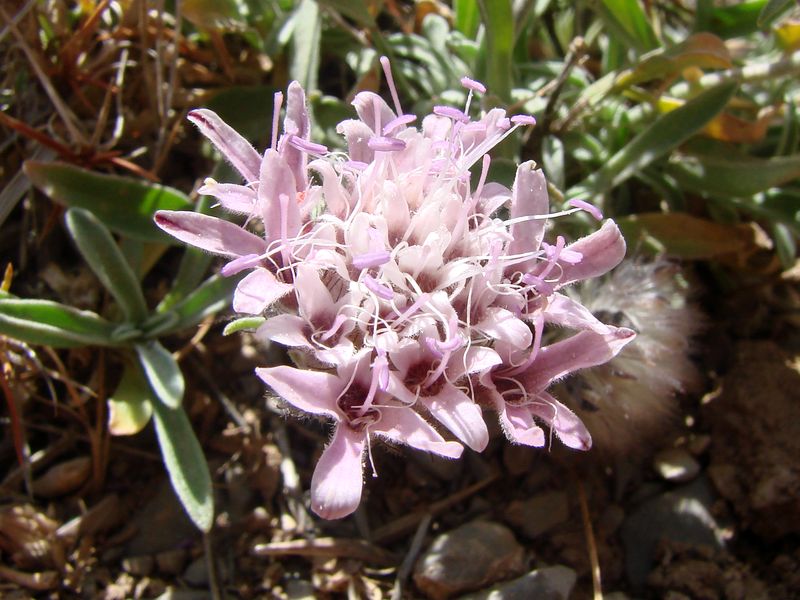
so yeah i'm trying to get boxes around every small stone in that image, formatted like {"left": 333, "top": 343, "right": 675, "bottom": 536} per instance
{"left": 621, "top": 477, "right": 725, "bottom": 588}
{"left": 505, "top": 491, "right": 569, "bottom": 538}
{"left": 413, "top": 520, "right": 525, "bottom": 599}
{"left": 459, "top": 565, "right": 577, "bottom": 600}
{"left": 285, "top": 578, "right": 315, "bottom": 599}
{"left": 155, "top": 548, "right": 188, "bottom": 575}
{"left": 32, "top": 456, "right": 91, "bottom": 498}
{"left": 653, "top": 448, "right": 700, "bottom": 483}
{"left": 122, "top": 555, "right": 154, "bottom": 577}
{"left": 183, "top": 556, "right": 208, "bottom": 587}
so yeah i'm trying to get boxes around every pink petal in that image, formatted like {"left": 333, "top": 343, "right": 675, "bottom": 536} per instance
{"left": 352, "top": 91, "right": 396, "bottom": 134}
{"left": 255, "top": 365, "right": 342, "bottom": 419}
{"left": 309, "top": 160, "right": 350, "bottom": 219}
{"left": 421, "top": 384, "right": 489, "bottom": 452}
{"left": 232, "top": 268, "right": 293, "bottom": 314}
{"left": 507, "top": 162, "right": 549, "bottom": 273}
{"left": 557, "top": 220, "right": 626, "bottom": 286}
{"left": 477, "top": 307, "right": 532, "bottom": 349}
{"left": 154, "top": 210, "right": 266, "bottom": 258}
{"left": 198, "top": 181, "right": 256, "bottom": 214}
{"left": 543, "top": 293, "right": 611, "bottom": 333}
{"left": 310, "top": 425, "right": 366, "bottom": 519}
{"left": 188, "top": 109, "right": 261, "bottom": 183}
{"left": 521, "top": 328, "right": 636, "bottom": 393}
{"left": 336, "top": 119, "right": 375, "bottom": 164}
{"left": 281, "top": 81, "right": 311, "bottom": 191}
{"left": 448, "top": 346, "right": 503, "bottom": 381}
{"left": 529, "top": 392, "right": 592, "bottom": 451}
{"left": 295, "top": 263, "right": 335, "bottom": 324}
{"left": 257, "top": 314, "right": 312, "bottom": 347}
{"left": 258, "top": 149, "right": 301, "bottom": 244}
{"left": 488, "top": 385, "right": 545, "bottom": 447}
{"left": 374, "top": 406, "right": 464, "bottom": 459}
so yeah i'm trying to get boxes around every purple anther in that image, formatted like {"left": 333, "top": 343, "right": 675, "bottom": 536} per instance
{"left": 382, "top": 114, "right": 417, "bottom": 136}
{"left": 287, "top": 135, "right": 328, "bottom": 155}
{"left": 460, "top": 76, "right": 487, "bottom": 94}
{"left": 433, "top": 105, "right": 470, "bottom": 123}
{"left": 424, "top": 337, "right": 444, "bottom": 359}
{"left": 510, "top": 114, "right": 537, "bottom": 126}
{"left": 568, "top": 198, "right": 603, "bottom": 221}
{"left": 368, "top": 136, "right": 407, "bottom": 152}
{"left": 352, "top": 250, "right": 391, "bottom": 270}
{"left": 559, "top": 249, "right": 583, "bottom": 264}
{"left": 221, "top": 253, "right": 263, "bottom": 276}
{"left": 522, "top": 273, "right": 554, "bottom": 296}
{"left": 363, "top": 275, "right": 394, "bottom": 300}
{"left": 462, "top": 122, "right": 487, "bottom": 133}
{"left": 344, "top": 160, "right": 368, "bottom": 171}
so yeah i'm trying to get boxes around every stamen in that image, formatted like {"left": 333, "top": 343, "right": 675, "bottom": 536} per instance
{"left": 461, "top": 76, "right": 486, "bottom": 94}
{"left": 379, "top": 55, "right": 404, "bottom": 116}
{"left": 271, "top": 91, "right": 283, "bottom": 150}
{"left": 433, "top": 105, "right": 470, "bottom": 123}
{"left": 287, "top": 134, "right": 328, "bottom": 155}
{"left": 510, "top": 114, "right": 537, "bottom": 126}
{"left": 363, "top": 275, "right": 394, "bottom": 300}
{"left": 352, "top": 251, "right": 391, "bottom": 270}
{"left": 568, "top": 198, "right": 603, "bottom": 221}
{"left": 221, "top": 253, "right": 263, "bottom": 276}
{"left": 382, "top": 114, "right": 417, "bottom": 135}
{"left": 368, "top": 136, "right": 406, "bottom": 152}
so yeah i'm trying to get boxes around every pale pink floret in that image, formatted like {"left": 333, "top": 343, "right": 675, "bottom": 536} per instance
{"left": 154, "top": 59, "right": 636, "bottom": 520}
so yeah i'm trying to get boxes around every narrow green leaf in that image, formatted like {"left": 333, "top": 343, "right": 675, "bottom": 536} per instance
{"left": 151, "top": 400, "right": 214, "bottom": 532}
{"left": 0, "top": 299, "right": 117, "bottom": 348}
{"left": 24, "top": 161, "right": 191, "bottom": 243}
{"left": 757, "top": 0, "right": 796, "bottom": 27}
{"left": 289, "top": 0, "right": 321, "bottom": 91}
{"left": 316, "top": 0, "right": 375, "bottom": 27}
{"left": 223, "top": 316, "right": 266, "bottom": 336}
{"left": 666, "top": 153, "right": 800, "bottom": 198}
{"left": 135, "top": 341, "right": 185, "bottom": 409}
{"left": 108, "top": 361, "right": 154, "bottom": 436}
{"left": 598, "top": 0, "right": 659, "bottom": 54}
{"left": 65, "top": 208, "right": 149, "bottom": 323}
{"left": 148, "top": 274, "right": 238, "bottom": 337}
{"left": 477, "top": 0, "right": 513, "bottom": 102}
{"left": 573, "top": 81, "right": 737, "bottom": 198}
{"left": 702, "top": 1, "right": 767, "bottom": 38}
{"left": 772, "top": 222, "right": 797, "bottom": 269}
{"left": 454, "top": 0, "right": 480, "bottom": 38}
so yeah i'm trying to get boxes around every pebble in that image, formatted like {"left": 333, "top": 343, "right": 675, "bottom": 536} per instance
{"left": 653, "top": 448, "right": 701, "bottom": 483}
{"left": 413, "top": 520, "right": 525, "bottom": 599}
{"left": 32, "top": 456, "right": 91, "bottom": 498}
{"left": 459, "top": 565, "right": 577, "bottom": 600}
{"left": 505, "top": 491, "right": 569, "bottom": 539}
{"left": 620, "top": 476, "right": 726, "bottom": 588}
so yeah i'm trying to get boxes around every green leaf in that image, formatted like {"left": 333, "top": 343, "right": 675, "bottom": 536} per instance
{"left": 108, "top": 360, "right": 154, "bottom": 436}
{"left": 701, "top": 1, "right": 767, "bottom": 38}
{"left": 573, "top": 81, "right": 737, "bottom": 198}
{"left": 0, "top": 299, "right": 117, "bottom": 348}
{"left": 477, "top": 0, "right": 513, "bottom": 102}
{"left": 147, "top": 274, "right": 238, "bottom": 337}
{"left": 598, "top": 0, "right": 659, "bottom": 54}
{"left": 289, "top": 0, "right": 321, "bottom": 91}
{"left": 151, "top": 400, "right": 214, "bottom": 532}
{"left": 617, "top": 213, "right": 757, "bottom": 259}
{"left": 135, "top": 341, "right": 185, "bottom": 409}
{"left": 65, "top": 208, "right": 149, "bottom": 324}
{"left": 454, "top": 0, "right": 480, "bottom": 38}
{"left": 24, "top": 161, "right": 191, "bottom": 243}
{"left": 316, "top": 0, "right": 375, "bottom": 28}
{"left": 772, "top": 222, "right": 797, "bottom": 269}
{"left": 666, "top": 153, "right": 800, "bottom": 198}
{"left": 222, "top": 316, "right": 266, "bottom": 335}
{"left": 758, "top": 0, "right": 796, "bottom": 27}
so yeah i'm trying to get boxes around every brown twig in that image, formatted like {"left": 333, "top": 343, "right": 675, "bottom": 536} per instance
{"left": 573, "top": 470, "right": 603, "bottom": 600}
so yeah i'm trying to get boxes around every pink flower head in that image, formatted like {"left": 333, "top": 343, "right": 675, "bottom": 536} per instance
{"left": 155, "top": 58, "right": 635, "bottom": 519}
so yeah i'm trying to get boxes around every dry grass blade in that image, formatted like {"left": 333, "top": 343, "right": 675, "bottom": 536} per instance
{"left": 252, "top": 537, "right": 399, "bottom": 565}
